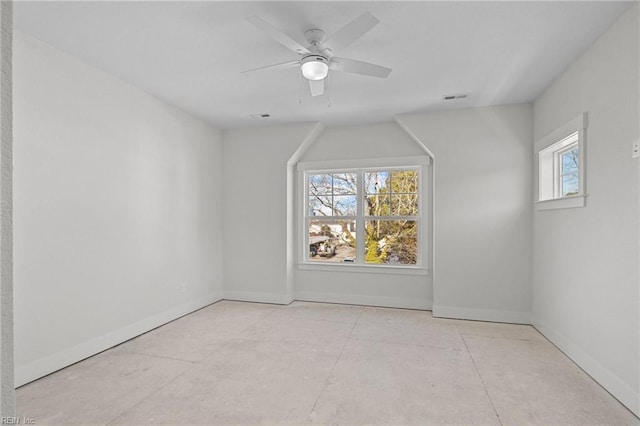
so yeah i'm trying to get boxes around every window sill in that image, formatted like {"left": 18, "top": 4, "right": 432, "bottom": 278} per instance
{"left": 298, "top": 263, "right": 430, "bottom": 275}
{"left": 536, "top": 194, "right": 587, "bottom": 211}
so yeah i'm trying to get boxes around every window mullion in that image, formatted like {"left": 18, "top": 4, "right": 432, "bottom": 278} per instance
{"left": 368, "top": 216, "right": 417, "bottom": 221}
{"left": 356, "top": 170, "right": 365, "bottom": 265}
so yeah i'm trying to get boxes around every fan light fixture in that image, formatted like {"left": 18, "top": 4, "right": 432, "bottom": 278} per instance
{"left": 301, "top": 55, "right": 329, "bottom": 81}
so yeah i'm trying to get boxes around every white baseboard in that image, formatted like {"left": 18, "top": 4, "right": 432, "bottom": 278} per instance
{"left": 222, "top": 291, "right": 293, "bottom": 305}
{"left": 15, "top": 292, "right": 223, "bottom": 387}
{"left": 295, "top": 291, "right": 431, "bottom": 310}
{"left": 433, "top": 305, "right": 531, "bottom": 324}
{"left": 533, "top": 318, "right": 640, "bottom": 418}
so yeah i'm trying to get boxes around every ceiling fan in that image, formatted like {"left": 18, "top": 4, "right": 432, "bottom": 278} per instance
{"left": 242, "top": 12, "right": 392, "bottom": 97}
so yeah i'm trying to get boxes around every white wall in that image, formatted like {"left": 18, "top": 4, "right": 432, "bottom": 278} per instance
{"left": 532, "top": 4, "right": 639, "bottom": 416}
{"left": 13, "top": 32, "right": 223, "bottom": 386}
{"left": 396, "top": 104, "right": 533, "bottom": 323}
{"left": 221, "top": 123, "right": 319, "bottom": 304}
{"left": 0, "top": 0, "right": 14, "bottom": 417}
{"left": 296, "top": 122, "right": 433, "bottom": 310}
{"left": 223, "top": 111, "right": 532, "bottom": 315}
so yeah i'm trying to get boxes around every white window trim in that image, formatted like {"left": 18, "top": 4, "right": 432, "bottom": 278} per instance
{"left": 297, "top": 263, "right": 429, "bottom": 275}
{"left": 536, "top": 194, "right": 585, "bottom": 210}
{"left": 535, "top": 113, "right": 588, "bottom": 211}
{"left": 297, "top": 156, "right": 430, "bottom": 274}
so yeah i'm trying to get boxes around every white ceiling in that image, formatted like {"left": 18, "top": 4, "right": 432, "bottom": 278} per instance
{"left": 15, "top": 1, "right": 632, "bottom": 129}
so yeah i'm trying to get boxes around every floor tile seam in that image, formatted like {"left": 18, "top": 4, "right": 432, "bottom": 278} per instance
{"left": 190, "top": 337, "right": 349, "bottom": 363}
{"left": 458, "top": 333, "right": 549, "bottom": 343}
{"left": 259, "top": 314, "right": 359, "bottom": 325}
{"left": 231, "top": 312, "right": 287, "bottom": 340}
{"left": 348, "top": 335, "right": 468, "bottom": 352}
{"left": 306, "top": 308, "right": 364, "bottom": 421}
{"left": 186, "top": 332, "right": 261, "bottom": 367}
{"left": 105, "top": 335, "right": 246, "bottom": 426}
{"left": 267, "top": 315, "right": 361, "bottom": 325}
{"left": 115, "top": 348, "right": 201, "bottom": 365}
{"left": 196, "top": 335, "right": 341, "bottom": 346}
{"left": 460, "top": 332, "right": 504, "bottom": 426}
{"left": 198, "top": 337, "right": 352, "bottom": 354}
{"left": 103, "top": 357, "right": 204, "bottom": 426}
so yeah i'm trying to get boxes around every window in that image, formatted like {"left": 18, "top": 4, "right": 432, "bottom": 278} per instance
{"left": 300, "top": 157, "right": 428, "bottom": 269}
{"left": 556, "top": 138, "right": 579, "bottom": 197}
{"left": 308, "top": 173, "right": 358, "bottom": 263}
{"left": 364, "top": 170, "right": 418, "bottom": 265}
{"left": 539, "top": 131, "right": 580, "bottom": 200}
{"left": 536, "top": 113, "right": 587, "bottom": 210}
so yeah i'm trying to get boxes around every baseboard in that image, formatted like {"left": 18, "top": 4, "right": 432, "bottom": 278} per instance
{"left": 533, "top": 318, "right": 640, "bottom": 418}
{"left": 222, "top": 290, "right": 293, "bottom": 305}
{"left": 15, "top": 292, "right": 223, "bottom": 387}
{"left": 295, "top": 291, "right": 431, "bottom": 310}
{"left": 432, "top": 305, "right": 531, "bottom": 324}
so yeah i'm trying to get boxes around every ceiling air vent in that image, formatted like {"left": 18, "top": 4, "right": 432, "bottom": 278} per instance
{"left": 443, "top": 93, "right": 469, "bottom": 101}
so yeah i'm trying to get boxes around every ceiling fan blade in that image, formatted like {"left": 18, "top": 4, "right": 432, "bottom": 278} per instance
{"left": 330, "top": 57, "right": 391, "bottom": 78}
{"left": 247, "top": 16, "right": 310, "bottom": 54}
{"left": 325, "top": 12, "right": 379, "bottom": 53}
{"left": 241, "top": 60, "right": 300, "bottom": 74}
{"left": 309, "top": 79, "right": 325, "bottom": 97}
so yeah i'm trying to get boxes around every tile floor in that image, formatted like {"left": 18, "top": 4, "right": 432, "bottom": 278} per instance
{"left": 17, "top": 301, "right": 640, "bottom": 425}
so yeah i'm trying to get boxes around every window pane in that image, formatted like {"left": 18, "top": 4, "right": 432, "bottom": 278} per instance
{"left": 333, "top": 195, "right": 357, "bottom": 216}
{"left": 309, "top": 196, "right": 333, "bottom": 216}
{"left": 365, "top": 220, "right": 417, "bottom": 265}
{"left": 365, "top": 171, "right": 389, "bottom": 194}
{"left": 308, "top": 220, "right": 357, "bottom": 263}
{"left": 561, "top": 148, "right": 579, "bottom": 174}
{"left": 332, "top": 173, "right": 357, "bottom": 195}
{"left": 390, "top": 170, "right": 418, "bottom": 193}
{"left": 365, "top": 169, "right": 419, "bottom": 216}
{"left": 365, "top": 194, "right": 390, "bottom": 216}
{"left": 309, "top": 174, "right": 332, "bottom": 196}
{"left": 391, "top": 194, "right": 418, "bottom": 216}
{"left": 308, "top": 173, "right": 358, "bottom": 217}
{"left": 561, "top": 172, "right": 579, "bottom": 197}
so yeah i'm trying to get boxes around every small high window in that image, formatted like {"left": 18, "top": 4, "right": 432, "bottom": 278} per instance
{"left": 536, "top": 113, "right": 587, "bottom": 210}
{"left": 539, "top": 132, "right": 580, "bottom": 200}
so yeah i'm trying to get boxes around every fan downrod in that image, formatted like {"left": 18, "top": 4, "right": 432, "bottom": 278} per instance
{"left": 304, "top": 29, "right": 325, "bottom": 46}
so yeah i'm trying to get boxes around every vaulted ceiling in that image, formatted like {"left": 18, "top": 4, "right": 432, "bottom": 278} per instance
{"left": 15, "top": 1, "right": 632, "bottom": 129}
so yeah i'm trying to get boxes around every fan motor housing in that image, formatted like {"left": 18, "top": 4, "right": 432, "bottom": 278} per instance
{"left": 301, "top": 55, "right": 328, "bottom": 65}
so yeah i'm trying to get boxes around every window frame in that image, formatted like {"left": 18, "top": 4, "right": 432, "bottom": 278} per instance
{"left": 297, "top": 156, "right": 430, "bottom": 274}
{"left": 535, "top": 113, "right": 587, "bottom": 211}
